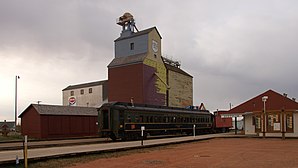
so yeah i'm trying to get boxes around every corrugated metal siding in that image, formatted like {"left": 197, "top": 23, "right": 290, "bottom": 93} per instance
{"left": 168, "top": 69, "right": 193, "bottom": 107}
{"left": 21, "top": 107, "right": 42, "bottom": 138}
{"left": 42, "top": 115, "right": 97, "bottom": 138}
{"left": 21, "top": 105, "right": 98, "bottom": 139}
{"left": 108, "top": 63, "right": 144, "bottom": 103}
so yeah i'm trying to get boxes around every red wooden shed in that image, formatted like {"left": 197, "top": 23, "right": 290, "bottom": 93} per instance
{"left": 19, "top": 104, "right": 98, "bottom": 139}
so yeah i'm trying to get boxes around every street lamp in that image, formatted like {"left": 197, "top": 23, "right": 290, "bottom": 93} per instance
{"left": 262, "top": 96, "right": 268, "bottom": 138}
{"left": 15, "top": 75, "right": 20, "bottom": 130}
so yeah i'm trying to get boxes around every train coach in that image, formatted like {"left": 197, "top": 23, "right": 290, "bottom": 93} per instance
{"left": 98, "top": 102, "right": 214, "bottom": 141}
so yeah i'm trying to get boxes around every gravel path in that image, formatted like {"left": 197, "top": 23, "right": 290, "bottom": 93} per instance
{"left": 68, "top": 138, "right": 298, "bottom": 168}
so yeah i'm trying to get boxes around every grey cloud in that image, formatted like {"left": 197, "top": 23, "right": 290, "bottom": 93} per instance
{"left": 1, "top": 0, "right": 298, "bottom": 120}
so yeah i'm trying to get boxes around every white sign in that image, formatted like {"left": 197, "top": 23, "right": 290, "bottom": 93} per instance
{"left": 69, "top": 96, "right": 76, "bottom": 106}
{"left": 141, "top": 126, "right": 145, "bottom": 131}
{"left": 221, "top": 114, "right": 243, "bottom": 118}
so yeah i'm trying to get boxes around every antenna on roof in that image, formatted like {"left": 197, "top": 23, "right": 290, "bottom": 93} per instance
{"left": 162, "top": 56, "right": 181, "bottom": 68}
{"left": 37, "top": 101, "right": 42, "bottom": 105}
{"left": 117, "top": 12, "right": 139, "bottom": 33}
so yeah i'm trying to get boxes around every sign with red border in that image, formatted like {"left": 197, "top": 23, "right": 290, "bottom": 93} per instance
{"left": 69, "top": 97, "right": 76, "bottom": 105}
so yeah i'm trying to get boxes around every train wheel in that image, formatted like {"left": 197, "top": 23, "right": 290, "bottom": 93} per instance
{"left": 110, "top": 133, "right": 117, "bottom": 141}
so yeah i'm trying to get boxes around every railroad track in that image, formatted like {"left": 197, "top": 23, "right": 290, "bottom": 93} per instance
{"left": 0, "top": 137, "right": 111, "bottom": 151}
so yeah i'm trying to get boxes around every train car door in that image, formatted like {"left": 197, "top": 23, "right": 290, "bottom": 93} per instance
{"left": 102, "top": 109, "right": 110, "bottom": 130}
{"left": 98, "top": 107, "right": 110, "bottom": 138}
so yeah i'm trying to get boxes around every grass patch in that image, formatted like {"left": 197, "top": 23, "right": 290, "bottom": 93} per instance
{"left": 0, "top": 134, "right": 23, "bottom": 142}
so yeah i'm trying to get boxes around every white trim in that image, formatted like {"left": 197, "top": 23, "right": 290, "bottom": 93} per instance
{"left": 221, "top": 113, "right": 243, "bottom": 118}
{"left": 243, "top": 112, "right": 253, "bottom": 115}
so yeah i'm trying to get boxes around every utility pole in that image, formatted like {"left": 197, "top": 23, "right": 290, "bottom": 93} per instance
{"left": 15, "top": 75, "right": 20, "bottom": 130}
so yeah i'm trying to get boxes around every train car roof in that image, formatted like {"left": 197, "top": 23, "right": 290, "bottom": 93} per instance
{"left": 99, "top": 102, "right": 211, "bottom": 115}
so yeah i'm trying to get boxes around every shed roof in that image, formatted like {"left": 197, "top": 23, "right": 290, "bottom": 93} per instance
{"left": 19, "top": 104, "right": 98, "bottom": 117}
{"left": 108, "top": 53, "right": 147, "bottom": 68}
{"left": 165, "top": 64, "right": 193, "bottom": 78}
{"left": 62, "top": 80, "right": 107, "bottom": 91}
{"left": 114, "top": 27, "right": 162, "bottom": 42}
{"left": 228, "top": 89, "right": 298, "bottom": 114}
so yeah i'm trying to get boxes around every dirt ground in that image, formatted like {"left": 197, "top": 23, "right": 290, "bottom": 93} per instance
{"left": 68, "top": 138, "right": 298, "bottom": 168}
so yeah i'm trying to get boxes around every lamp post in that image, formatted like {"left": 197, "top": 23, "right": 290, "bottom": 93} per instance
{"left": 15, "top": 75, "right": 20, "bottom": 130}
{"left": 262, "top": 96, "right": 268, "bottom": 138}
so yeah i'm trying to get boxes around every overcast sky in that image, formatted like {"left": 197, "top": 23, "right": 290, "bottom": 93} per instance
{"left": 1, "top": 0, "right": 298, "bottom": 121}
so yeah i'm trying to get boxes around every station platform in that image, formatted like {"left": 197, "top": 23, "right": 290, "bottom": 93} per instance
{"left": 0, "top": 133, "right": 245, "bottom": 164}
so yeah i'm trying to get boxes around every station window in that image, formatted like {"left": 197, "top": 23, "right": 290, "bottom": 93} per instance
{"left": 70, "top": 91, "right": 74, "bottom": 96}
{"left": 267, "top": 113, "right": 280, "bottom": 132}
{"left": 89, "top": 88, "right": 92, "bottom": 93}
{"left": 252, "top": 116, "right": 256, "bottom": 125}
{"left": 80, "top": 89, "right": 84, "bottom": 95}
{"left": 286, "top": 113, "right": 293, "bottom": 133}
{"left": 254, "top": 115, "right": 261, "bottom": 132}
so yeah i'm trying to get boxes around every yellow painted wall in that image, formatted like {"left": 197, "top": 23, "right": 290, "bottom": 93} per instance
{"left": 143, "top": 29, "right": 167, "bottom": 96}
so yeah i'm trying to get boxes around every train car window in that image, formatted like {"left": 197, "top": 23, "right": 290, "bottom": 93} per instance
{"left": 127, "top": 115, "right": 131, "bottom": 122}
{"left": 140, "top": 115, "right": 143, "bottom": 123}
{"left": 158, "top": 116, "right": 162, "bottom": 123}
{"left": 150, "top": 116, "right": 153, "bottom": 123}
{"left": 173, "top": 117, "right": 176, "bottom": 123}
{"left": 135, "top": 116, "right": 139, "bottom": 123}
{"left": 155, "top": 116, "right": 158, "bottom": 123}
